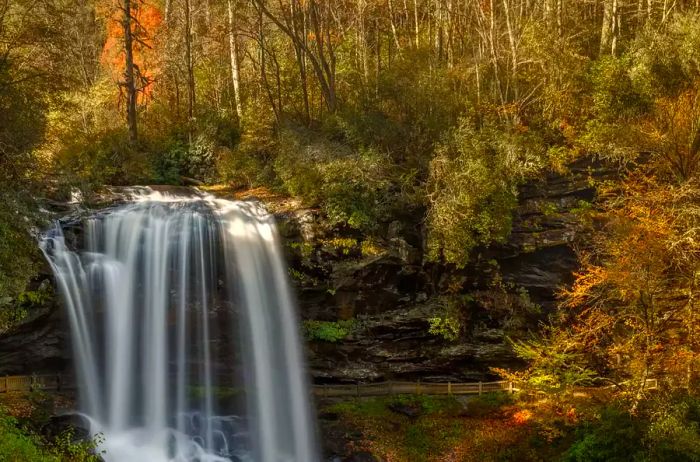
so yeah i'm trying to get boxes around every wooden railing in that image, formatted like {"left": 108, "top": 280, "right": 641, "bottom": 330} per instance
{"left": 0, "top": 374, "right": 660, "bottom": 398}
{"left": 312, "top": 380, "right": 517, "bottom": 398}
{"left": 0, "top": 374, "right": 76, "bottom": 393}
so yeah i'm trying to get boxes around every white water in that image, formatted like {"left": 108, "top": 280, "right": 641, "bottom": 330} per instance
{"left": 41, "top": 188, "right": 319, "bottom": 462}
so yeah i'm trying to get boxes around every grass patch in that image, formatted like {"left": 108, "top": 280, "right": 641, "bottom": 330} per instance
{"left": 322, "top": 395, "right": 581, "bottom": 462}
{"left": 465, "top": 392, "right": 515, "bottom": 417}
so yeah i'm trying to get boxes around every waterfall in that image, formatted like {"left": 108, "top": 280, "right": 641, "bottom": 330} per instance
{"left": 41, "top": 188, "right": 319, "bottom": 462}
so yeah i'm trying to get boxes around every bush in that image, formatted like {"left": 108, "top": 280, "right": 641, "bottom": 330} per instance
{"left": 0, "top": 193, "right": 41, "bottom": 311}
{"left": 644, "top": 396, "right": 700, "bottom": 462}
{"left": 304, "top": 319, "right": 357, "bottom": 342}
{"left": 0, "top": 411, "right": 51, "bottom": 462}
{"left": 426, "top": 119, "right": 545, "bottom": 266}
{"left": 563, "top": 407, "right": 645, "bottom": 462}
{"left": 274, "top": 127, "right": 392, "bottom": 231}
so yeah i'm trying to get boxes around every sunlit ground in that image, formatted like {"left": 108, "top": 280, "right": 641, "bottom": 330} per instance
{"left": 320, "top": 393, "right": 605, "bottom": 462}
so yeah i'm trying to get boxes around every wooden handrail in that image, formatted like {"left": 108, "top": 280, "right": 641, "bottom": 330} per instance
{"left": 0, "top": 374, "right": 660, "bottom": 398}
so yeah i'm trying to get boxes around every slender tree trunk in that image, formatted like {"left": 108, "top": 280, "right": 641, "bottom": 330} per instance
{"left": 600, "top": 0, "right": 614, "bottom": 55}
{"left": 611, "top": 0, "right": 619, "bottom": 56}
{"left": 388, "top": 0, "right": 403, "bottom": 53}
{"left": 557, "top": 0, "right": 563, "bottom": 37}
{"left": 414, "top": 0, "right": 420, "bottom": 48}
{"left": 376, "top": 18, "right": 381, "bottom": 97}
{"left": 184, "top": 0, "right": 195, "bottom": 131}
{"left": 227, "top": 0, "right": 243, "bottom": 120}
{"left": 297, "top": 3, "right": 311, "bottom": 123}
{"left": 123, "top": 0, "right": 138, "bottom": 144}
{"left": 358, "top": 0, "right": 369, "bottom": 83}
{"left": 503, "top": 0, "right": 519, "bottom": 105}
{"left": 258, "top": 7, "right": 279, "bottom": 121}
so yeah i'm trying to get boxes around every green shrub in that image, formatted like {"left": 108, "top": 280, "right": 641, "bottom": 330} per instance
{"left": 428, "top": 316, "right": 460, "bottom": 342}
{"left": 426, "top": 119, "right": 545, "bottom": 266}
{"left": 49, "top": 428, "right": 104, "bottom": 462}
{"left": 0, "top": 408, "right": 103, "bottom": 462}
{"left": 274, "top": 127, "right": 392, "bottom": 232}
{"left": 563, "top": 407, "right": 645, "bottom": 462}
{"left": 0, "top": 411, "right": 52, "bottom": 462}
{"left": 0, "top": 193, "right": 41, "bottom": 313}
{"left": 644, "top": 396, "right": 700, "bottom": 462}
{"left": 304, "top": 319, "right": 357, "bottom": 342}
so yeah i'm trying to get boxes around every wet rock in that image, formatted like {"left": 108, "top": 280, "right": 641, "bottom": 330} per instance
{"left": 319, "top": 411, "right": 341, "bottom": 421}
{"left": 0, "top": 284, "right": 70, "bottom": 375}
{"left": 42, "top": 413, "right": 92, "bottom": 442}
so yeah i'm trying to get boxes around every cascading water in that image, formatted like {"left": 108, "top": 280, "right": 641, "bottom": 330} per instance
{"left": 40, "top": 188, "right": 319, "bottom": 462}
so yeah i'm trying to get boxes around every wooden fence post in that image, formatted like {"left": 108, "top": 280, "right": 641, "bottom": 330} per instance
{"left": 448, "top": 381, "right": 452, "bottom": 396}
{"left": 509, "top": 382, "right": 514, "bottom": 394}
{"left": 478, "top": 381, "right": 482, "bottom": 395}
{"left": 416, "top": 380, "right": 421, "bottom": 395}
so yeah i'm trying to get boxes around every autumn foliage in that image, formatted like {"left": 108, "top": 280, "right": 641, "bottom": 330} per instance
{"left": 101, "top": 0, "right": 162, "bottom": 99}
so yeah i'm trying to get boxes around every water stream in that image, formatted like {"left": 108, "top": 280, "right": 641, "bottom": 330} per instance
{"left": 41, "top": 188, "right": 319, "bottom": 462}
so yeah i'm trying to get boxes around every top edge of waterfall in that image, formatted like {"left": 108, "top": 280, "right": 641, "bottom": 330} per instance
{"left": 98, "top": 186, "right": 272, "bottom": 216}
{"left": 116, "top": 185, "right": 207, "bottom": 202}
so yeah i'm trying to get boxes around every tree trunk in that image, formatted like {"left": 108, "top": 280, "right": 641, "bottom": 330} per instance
{"left": 292, "top": 0, "right": 310, "bottom": 124}
{"left": 414, "top": 0, "right": 420, "bottom": 48}
{"left": 123, "top": 0, "right": 138, "bottom": 144}
{"left": 184, "top": 0, "right": 196, "bottom": 132}
{"left": 388, "top": 0, "right": 403, "bottom": 53}
{"left": 258, "top": 7, "right": 279, "bottom": 121}
{"left": 600, "top": 0, "right": 614, "bottom": 55}
{"left": 611, "top": 0, "right": 619, "bottom": 56}
{"left": 227, "top": 0, "right": 243, "bottom": 120}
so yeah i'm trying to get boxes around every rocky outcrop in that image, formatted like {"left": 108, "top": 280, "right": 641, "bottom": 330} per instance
{"left": 0, "top": 280, "right": 70, "bottom": 375}
{"left": 282, "top": 157, "right": 616, "bottom": 383}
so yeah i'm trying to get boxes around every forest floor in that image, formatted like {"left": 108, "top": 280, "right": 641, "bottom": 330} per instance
{"left": 317, "top": 393, "right": 603, "bottom": 462}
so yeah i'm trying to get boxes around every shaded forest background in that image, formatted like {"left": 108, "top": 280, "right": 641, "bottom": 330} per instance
{"left": 2, "top": 1, "right": 700, "bottom": 457}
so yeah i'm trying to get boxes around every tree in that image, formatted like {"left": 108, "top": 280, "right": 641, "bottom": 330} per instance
{"left": 559, "top": 174, "right": 700, "bottom": 407}
{"left": 123, "top": 0, "right": 139, "bottom": 143}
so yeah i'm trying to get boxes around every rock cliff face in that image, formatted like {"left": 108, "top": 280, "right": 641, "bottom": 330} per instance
{"left": 0, "top": 278, "right": 70, "bottom": 375}
{"left": 281, "top": 157, "right": 614, "bottom": 383}
{"left": 0, "top": 160, "right": 613, "bottom": 381}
